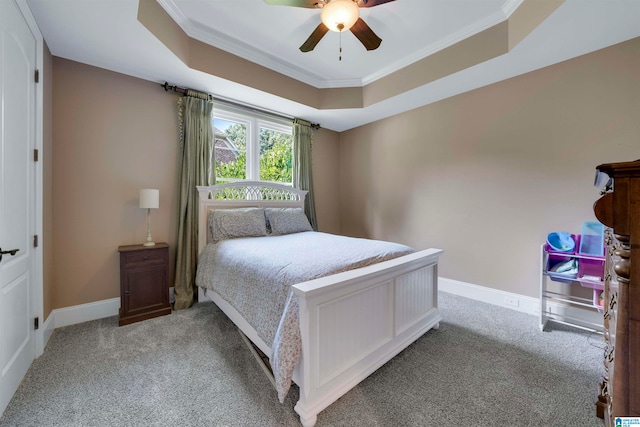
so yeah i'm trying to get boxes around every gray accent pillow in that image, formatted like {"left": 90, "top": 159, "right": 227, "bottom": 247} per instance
{"left": 209, "top": 208, "right": 267, "bottom": 242}
{"left": 266, "top": 208, "right": 313, "bottom": 235}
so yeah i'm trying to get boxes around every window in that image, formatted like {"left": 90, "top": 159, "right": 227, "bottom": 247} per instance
{"left": 213, "top": 105, "right": 293, "bottom": 185}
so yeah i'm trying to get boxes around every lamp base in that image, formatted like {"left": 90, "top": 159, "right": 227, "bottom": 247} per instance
{"left": 143, "top": 208, "right": 155, "bottom": 247}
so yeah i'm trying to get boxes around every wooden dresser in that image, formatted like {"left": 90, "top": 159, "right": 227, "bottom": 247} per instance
{"left": 118, "top": 243, "right": 171, "bottom": 326}
{"left": 593, "top": 160, "right": 640, "bottom": 424}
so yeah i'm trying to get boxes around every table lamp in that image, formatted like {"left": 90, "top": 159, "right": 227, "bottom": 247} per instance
{"left": 139, "top": 189, "right": 159, "bottom": 246}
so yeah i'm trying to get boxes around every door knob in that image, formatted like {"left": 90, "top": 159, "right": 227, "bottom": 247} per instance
{"left": 0, "top": 247, "right": 20, "bottom": 262}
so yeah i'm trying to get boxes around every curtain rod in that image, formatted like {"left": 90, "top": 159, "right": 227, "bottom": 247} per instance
{"left": 162, "top": 82, "right": 321, "bottom": 130}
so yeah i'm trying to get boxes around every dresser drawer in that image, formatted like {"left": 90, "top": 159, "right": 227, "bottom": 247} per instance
{"left": 122, "top": 248, "right": 167, "bottom": 265}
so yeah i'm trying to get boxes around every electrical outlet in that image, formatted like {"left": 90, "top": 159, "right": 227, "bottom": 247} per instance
{"left": 504, "top": 296, "right": 520, "bottom": 307}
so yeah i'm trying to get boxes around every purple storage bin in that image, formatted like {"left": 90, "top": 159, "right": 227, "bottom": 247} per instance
{"left": 578, "top": 258, "right": 605, "bottom": 288}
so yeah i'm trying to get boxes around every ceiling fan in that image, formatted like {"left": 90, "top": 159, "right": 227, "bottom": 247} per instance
{"left": 264, "top": 0, "right": 396, "bottom": 53}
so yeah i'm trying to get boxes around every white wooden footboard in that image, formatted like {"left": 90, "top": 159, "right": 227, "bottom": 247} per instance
{"left": 291, "top": 248, "right": 442, "bottom": 427}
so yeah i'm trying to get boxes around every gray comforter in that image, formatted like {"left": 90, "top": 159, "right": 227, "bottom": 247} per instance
{"left": 195, "top": 231, "right": 413, "bottom": 402}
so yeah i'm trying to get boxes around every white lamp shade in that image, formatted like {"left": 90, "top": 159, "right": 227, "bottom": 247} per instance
{"left": 321, "top": 0, "right": 359, "bottom": 32}
{"left": 139, "top": 189, "right": 159, "bottom": 209}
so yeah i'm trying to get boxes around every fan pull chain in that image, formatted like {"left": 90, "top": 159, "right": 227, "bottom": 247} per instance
{"left": 339, "top": 31, "right": 343, "bottom": 61}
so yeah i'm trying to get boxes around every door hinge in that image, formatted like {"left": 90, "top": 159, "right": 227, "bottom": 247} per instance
{"left": 33, "top": 235, "right": 38, "bottom": 248}
{"left": 34, "top": 149, "right": 39, "bottom": 162}
{"left": 34, "top": 317, "right": 39, "bottom": 330}
{"left": 35, "top": 69, "right": 39, "bottom": 83}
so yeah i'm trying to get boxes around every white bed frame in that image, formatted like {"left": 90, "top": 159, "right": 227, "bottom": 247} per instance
{"left": 197, "top": 182, "right": 443, "bottom": 427}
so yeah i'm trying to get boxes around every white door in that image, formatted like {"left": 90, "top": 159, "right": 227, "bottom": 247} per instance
{"left": 0, "top": 0, "right": 38, "bottom": 415}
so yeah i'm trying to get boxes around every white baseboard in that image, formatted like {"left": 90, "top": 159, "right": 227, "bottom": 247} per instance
{"left": 54, "top": 297, "right": 120, "bottom": 328}
{"left": 40, "top": 312, "right": 56, "bottom": 354}
{"left": 40, "top": 298, "right": 120, "bottom": 351}
{"left": 439, "top": 277, "right": 539, "bottom": 315}
{"left": 438, "top": 277, "right": 603, "bottom": 331}
{"left": 36, "top": 277, "right": 600, "bottom": 354}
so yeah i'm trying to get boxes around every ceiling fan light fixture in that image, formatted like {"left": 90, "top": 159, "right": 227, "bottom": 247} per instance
{"left": 321, "top": 0, "right": 359, "bottom": 32}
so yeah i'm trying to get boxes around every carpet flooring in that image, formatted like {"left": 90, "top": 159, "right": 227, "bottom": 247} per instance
{"left": 0, "top": 291, "right": 605, "bottom": 426}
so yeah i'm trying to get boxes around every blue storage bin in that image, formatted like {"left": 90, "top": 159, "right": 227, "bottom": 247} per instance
{"left": 545, "top": 255, "right": 578, "bottom": 283}
{"left": 579, "top": 221, "right": 604, "bottom": 256}
{"left": 545, "top": 232, "right": 577, "bottom": 254}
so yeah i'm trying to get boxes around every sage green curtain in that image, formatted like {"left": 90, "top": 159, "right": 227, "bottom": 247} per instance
{"left": 173, "top": 91, "right": 214, "bottom": 310}
{"left": 292, "top": 118, "right": 318, "bottom": 231}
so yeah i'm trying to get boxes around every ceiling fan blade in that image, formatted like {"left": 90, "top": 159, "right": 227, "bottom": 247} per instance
{"left": 356, "top": 0, "right": 396, "bottom": 7}
{"left": 300, "top": 23, "right": 329, "bottom": 52}
{"left": 263, "top": 0, "right": 321, "bottom": 8}
{"left": 350, "top": 18, "right": 382, "bottom": 51}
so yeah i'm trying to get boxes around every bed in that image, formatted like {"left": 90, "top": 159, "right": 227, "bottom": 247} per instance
{"left": 195, "top": 181, "right": 443, "bottom": 427}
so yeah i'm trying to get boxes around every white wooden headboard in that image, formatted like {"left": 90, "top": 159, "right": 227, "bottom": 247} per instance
{"left": 197, "top": 181, "right": 307, "bottom": 254}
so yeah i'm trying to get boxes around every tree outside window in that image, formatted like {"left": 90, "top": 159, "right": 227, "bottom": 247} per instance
{"left": 214, "top": 109, "right": 292, "bottom": 185}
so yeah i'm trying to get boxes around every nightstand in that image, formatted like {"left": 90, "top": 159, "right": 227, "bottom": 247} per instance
{"left": 118, "top": 243, "right": 171, "bottom": 326}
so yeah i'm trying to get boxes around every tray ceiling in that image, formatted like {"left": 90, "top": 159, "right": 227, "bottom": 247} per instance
{"left": 26, "top": 0, "right": 640, "bottom": 131}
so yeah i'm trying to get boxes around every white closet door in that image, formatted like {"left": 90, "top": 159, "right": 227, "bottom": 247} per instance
{"left": 0, "top": 0, "right": 37, "bottom": 416}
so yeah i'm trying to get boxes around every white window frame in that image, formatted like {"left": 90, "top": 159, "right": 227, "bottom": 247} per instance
{"left": 213, "top": 104, "right": 293, "bottom": 184}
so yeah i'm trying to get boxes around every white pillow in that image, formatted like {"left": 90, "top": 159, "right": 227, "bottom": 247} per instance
{"left": 209, "top": 208, "right": 267, "bottom": 242}
{"left": 266, "top": 208, "right": 313, "bottom": 235}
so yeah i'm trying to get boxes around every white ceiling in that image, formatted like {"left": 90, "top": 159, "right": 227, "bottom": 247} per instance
{"left": 26, "top": 0, "right": 640, "bottom": 132}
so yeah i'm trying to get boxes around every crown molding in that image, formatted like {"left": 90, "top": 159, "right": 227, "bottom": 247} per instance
{"left": 502, "top": 0, "right": 525, "bottom": 17}
{"left": 360, "top": 8, "right": 511, "bottom": 85}
{"left": 186, "top": 18, "right": 337, "bottom": 87}
{"left": 158, "top": 0, "right": 361, "bottom": 88}
{"left": 159, "top": 0, "right": 525, "bottom": 90}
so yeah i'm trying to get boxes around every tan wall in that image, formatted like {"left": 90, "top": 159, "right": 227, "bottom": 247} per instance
{"left": 311, "top": 127, "right": 341, "bottom": 234}
{"left": 52, "top": 58, "right": 181, "bottom": 308}
{"left": 339, "top": 37, "right": 640, "bottom": 298}
{"left": 43, "top": 42, "right": 54, "bottom": 319}
{"left": 50, "top": 58, "right": 340, "bottom": 309}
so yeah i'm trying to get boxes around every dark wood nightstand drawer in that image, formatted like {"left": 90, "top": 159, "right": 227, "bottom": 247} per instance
{"left": 122, "top": 248, "right": 167, "bottom": 265}
{"left": 118, "top": 243, "right": 171, "bottom": 326}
